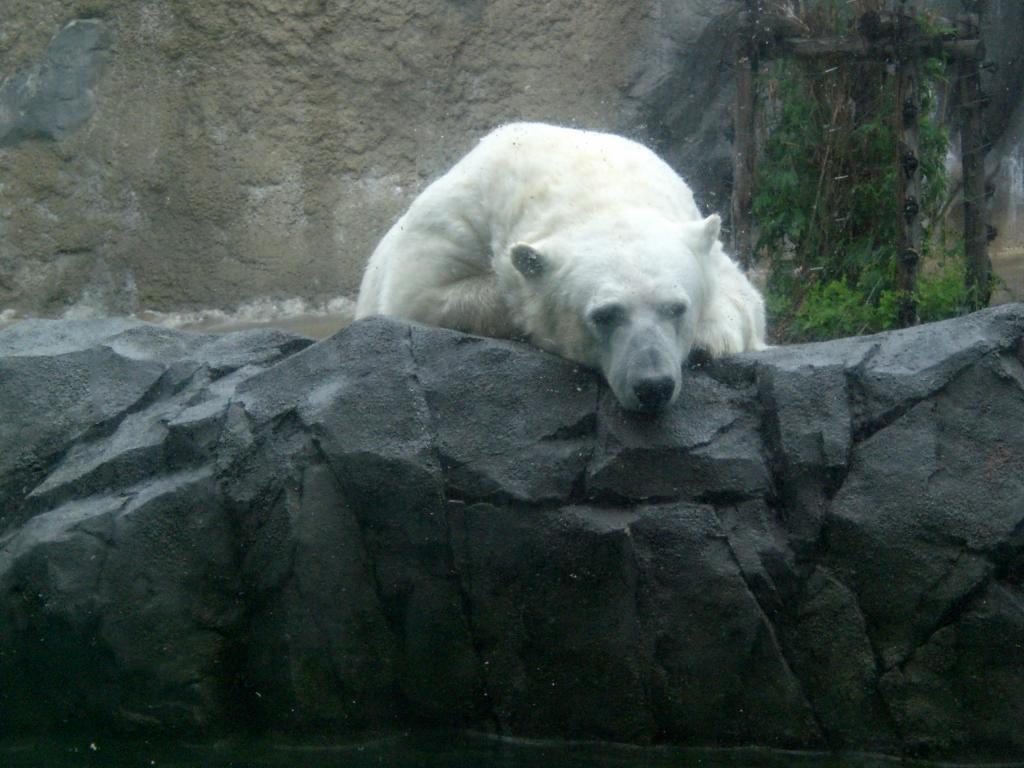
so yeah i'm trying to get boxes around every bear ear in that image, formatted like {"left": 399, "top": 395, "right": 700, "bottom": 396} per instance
{"left": 688, "top": 214, "right": 721, "bottom": 255}
{"left": 511, "top": 243, "right": 546, "bottom": 278}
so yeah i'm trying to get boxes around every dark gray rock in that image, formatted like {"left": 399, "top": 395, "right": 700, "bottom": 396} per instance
{"left": 588, "top": 371, "right": 769, "bottom": 503}
{"left": 928, "top": 0, "right": 1024, "bottom": 146}
{"left": 411, "top": 327, "right": 598, "bottom": 504}
{"left": 0, "top": 19, "right": 110, "bottom": 147}
{"left": 635, "top": 7, "right": 738, "bottom": 213}
{"left": 0, "top": 469, "right": 239, "bottom": 731}
{"left": 1, "top": 306, "right": 1023, "bottom": 759}
{"left": 0, "top": 319, "right": 312, "bottom": 732}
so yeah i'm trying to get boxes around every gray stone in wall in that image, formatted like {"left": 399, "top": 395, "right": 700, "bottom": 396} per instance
{"left": 1, "top": 306, "right": 1023, "bottom": 759}
{"left": 634, "top": 6, "right": 739, "bottom": 214}
{"left": 929, "top": 0, "right": 1024, "bottom": 146}
{"left": 0, "top": 20, "right": 110, "bottom": 147}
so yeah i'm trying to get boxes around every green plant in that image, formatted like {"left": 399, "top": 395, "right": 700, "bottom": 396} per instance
{"left": 752, "top": 0, "right": 966, "bottom": 342}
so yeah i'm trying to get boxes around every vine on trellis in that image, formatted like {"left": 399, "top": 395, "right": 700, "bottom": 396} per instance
{"left": 732, "top": 0, "right": 991, "bottom": 342}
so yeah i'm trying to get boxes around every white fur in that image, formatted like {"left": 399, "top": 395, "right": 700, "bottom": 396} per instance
{"left": 356, "top": 123, "right": 766, "bottom": 410}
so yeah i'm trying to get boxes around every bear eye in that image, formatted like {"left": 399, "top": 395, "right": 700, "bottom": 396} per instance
{"left": 589, "top": 304, "right": 626, "bottom": 329}
{"left": 662, "top": 302, "right": 689, "bottom": 320}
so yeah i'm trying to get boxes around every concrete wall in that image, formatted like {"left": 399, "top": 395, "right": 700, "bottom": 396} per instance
{"left": 0, "top": 0, "right": 670, "bottom": 318}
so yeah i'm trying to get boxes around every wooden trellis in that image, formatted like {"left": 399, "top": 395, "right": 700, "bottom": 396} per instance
{"left": 731, "top": 0, "right": 991, "bottom": 325}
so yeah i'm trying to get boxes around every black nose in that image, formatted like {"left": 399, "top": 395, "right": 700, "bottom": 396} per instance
{"left": 633, "top": 375, "right": 675, "bottom": 410}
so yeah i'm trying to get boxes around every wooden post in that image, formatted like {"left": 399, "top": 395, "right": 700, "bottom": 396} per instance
{"left": 782, "top": 35, "right": 982, "bottom": 61}
{"left": 894, "top": 4, "right": 922, "bottom": 327}
{"left": 731, "top": 1, "right": 758, "bottom": 269}
{"left": 957, "top": 12, "right": 991, "bottom": 308}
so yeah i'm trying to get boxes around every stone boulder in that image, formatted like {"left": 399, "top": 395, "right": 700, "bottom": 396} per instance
{"left": 1, "top": 306, "right": 1023, "bottom": 759}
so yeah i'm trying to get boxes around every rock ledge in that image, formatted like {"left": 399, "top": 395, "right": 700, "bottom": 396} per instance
{"left": 1, "top": 307, "right": 1023, "bottom": 759}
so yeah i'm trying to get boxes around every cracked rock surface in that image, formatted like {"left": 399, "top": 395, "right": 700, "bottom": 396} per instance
{"left": 1, "top": 307, "right": 1023, "bottom": 759}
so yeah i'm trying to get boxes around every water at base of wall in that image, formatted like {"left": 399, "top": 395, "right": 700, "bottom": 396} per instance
{"left": 0, "top": 296, "right": 357, "bottom": 340}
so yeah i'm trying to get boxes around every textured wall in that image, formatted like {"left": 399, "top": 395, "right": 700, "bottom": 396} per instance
{"left": 0, "top": 0, "right": 660, "bottom": 318}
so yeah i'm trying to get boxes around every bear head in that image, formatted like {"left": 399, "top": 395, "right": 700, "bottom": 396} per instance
{"left": 499, "top": 212, "right": 720, "bottom": 412}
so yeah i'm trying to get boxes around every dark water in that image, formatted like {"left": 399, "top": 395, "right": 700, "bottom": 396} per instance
{"left": 3, "top": 732, "right": 1016, "bottom": 768}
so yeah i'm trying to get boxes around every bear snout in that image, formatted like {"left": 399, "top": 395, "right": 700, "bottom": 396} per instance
{"left": 632, "top": 375, "right": 677, "bottom": 411}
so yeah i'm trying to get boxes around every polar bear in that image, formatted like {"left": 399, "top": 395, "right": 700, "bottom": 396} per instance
{"left": 356, "top": 122, "right": 766, "bottom": 412}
